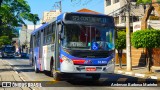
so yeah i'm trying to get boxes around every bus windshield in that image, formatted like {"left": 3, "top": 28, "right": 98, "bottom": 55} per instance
{"left": 62, "top": 24, "right": 114, "bottom": 51}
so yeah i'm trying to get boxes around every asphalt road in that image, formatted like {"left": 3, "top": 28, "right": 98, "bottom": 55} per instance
{"left": 1, "top": 57, "right": 160, "bottom": 90}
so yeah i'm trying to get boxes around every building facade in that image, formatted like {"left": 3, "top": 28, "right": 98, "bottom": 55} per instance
{"left": 41, "top": 10, "right": 61, "bottom": 23}
{"left": 19, "top": 24, "right": 42, "bottom": 53}
{"left": 104, "top": 0, "right": 145, "bottom": 27}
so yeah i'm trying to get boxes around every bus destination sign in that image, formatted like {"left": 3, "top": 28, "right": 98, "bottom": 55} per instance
{"left": 65, "top": 13, "right": 112, "bottom": 24}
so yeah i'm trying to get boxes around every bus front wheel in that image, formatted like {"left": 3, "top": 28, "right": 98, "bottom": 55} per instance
{"left": 50, "top": 60, "right": 61, "bottom": 81}
{"left": 52, "top": 71, "right": 61, "bottom": 81}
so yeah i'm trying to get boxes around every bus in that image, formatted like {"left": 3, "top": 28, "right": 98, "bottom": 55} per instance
{"left": 30, "top": 12, "right": 115, "bottom": 80}
{"left": 1, "top": 45, "right": 15, "bottom": 58}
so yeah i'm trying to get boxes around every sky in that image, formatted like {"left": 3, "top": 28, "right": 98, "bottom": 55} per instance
{"left": 25, "top": 0, "right": 104, "bottom": 25}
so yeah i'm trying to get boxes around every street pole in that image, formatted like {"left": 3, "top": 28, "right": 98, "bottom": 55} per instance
{"left": 59, "top": 0, "right": 62, "bottom": 13}
{"left": 54, "top": 0, "right": 62, "bottom": 13}
{"left": 126, "top": 0, "right": 132, "bottom": 71}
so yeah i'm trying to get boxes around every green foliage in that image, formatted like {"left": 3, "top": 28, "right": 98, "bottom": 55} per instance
{"left": 131, "top": 29, "right": 160, "bottom": 49}
{"left": 0, "top": 36, "right": 10, "bottom": 47}
{"left": 0, "top": 0, "right": 31, "bottom": 27}
{"left": 28, "top": 13, "right": 40, "bottom": 25}
{"left": 137, "top": 0, "right": 151, "bottom": 4}
{"left": 137, "top": 0, "right": 160, "bottom": 4}
{"left": 149, "top": 16, "right": 160, "bottom": 20}
{"left": 115, "top": 31, "right": 126, "bottom": 49}
{"left": 0, "top": 0, "right": 39, "bottom": 45}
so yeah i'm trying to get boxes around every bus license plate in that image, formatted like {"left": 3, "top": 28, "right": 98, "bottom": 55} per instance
{"left": 86, "top": 67, "right": 96, "bottom": 71}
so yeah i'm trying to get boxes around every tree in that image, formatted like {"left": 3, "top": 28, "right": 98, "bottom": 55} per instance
{"left": 0, "top": 36, "right": 10, "bottom": 47}
{"left": 136, "top": 0, "right": 160, "bottom": 29}
{"left": 0, "top": 0, "right": 31, "bottom": 26}
{"left": 27, "top": 13, "right": 40, "bottom": 30}
{"left": 115, "top": 31, "right": 126, "bottom": 69}
{"left": 131, "top": 29, "right": 160, "bottom": 72}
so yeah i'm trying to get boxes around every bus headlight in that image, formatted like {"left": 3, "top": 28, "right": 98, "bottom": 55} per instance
{"left": 61, "top": 55, "right": 73, "bottom": 64}
{"left": 107, "top": 59, "right": 114, "bottom": 65}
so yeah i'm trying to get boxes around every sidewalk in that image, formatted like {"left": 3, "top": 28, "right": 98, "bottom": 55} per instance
{"left": 0, "top": 59, "right": 39, "bottom": 89}
{"left": 115, "top": 65, "right": 160, "bottom": 80}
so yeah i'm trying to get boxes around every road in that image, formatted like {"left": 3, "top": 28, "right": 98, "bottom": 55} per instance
{"left": 1, "top": 57, "right": 160, "bottom": 90}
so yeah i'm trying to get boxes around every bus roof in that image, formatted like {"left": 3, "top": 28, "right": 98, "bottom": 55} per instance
{"left": 31, "top": 12, "right": 114, "bottom": 35}
{"left": 31, "top": 23, "right": 49, "bottom": 35}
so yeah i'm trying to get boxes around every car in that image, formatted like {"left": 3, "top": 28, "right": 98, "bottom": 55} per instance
{"left": 21, "top": 53, "right": 28, "bottom": 58}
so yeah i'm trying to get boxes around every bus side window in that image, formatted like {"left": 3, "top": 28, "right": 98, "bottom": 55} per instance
{"left": 52, "top": 23, "right": 56, "bottom": 44}
{"left": 47, "top": 26, "right": 50, "bottom": 44}
{"left": 44, "top": 27, "right": 48, "bottom": 45}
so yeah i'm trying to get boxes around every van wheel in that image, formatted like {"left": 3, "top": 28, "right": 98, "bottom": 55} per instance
{"left": 34, "top": 60, "right": 39, "bottom": 73}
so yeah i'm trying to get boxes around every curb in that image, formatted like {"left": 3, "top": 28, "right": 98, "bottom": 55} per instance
{"left": 115, "top": 70, "right": 159, "bottom": 80}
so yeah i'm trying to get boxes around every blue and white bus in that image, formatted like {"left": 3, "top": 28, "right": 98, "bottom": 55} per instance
{"left": 30, "top": 12, "right": 115, "bottom": 80}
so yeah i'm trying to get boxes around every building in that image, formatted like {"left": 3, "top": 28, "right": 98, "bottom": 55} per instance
{"left": 77, "top": 8, "right": 100, "bottom": 14}
{"left": 41, "top": 10, "right": 61, "bottom": 23}
{"left": 104, "top": 0, "right": 145, "bottom": 28}
{"left": 19, "top": 24, "right": 42, "bottom": 53}
{"left": 104, "top": 0, "right": 160, "bottom": 66}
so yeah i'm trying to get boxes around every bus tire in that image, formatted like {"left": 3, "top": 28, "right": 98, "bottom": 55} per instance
{"left": 91, "top": 74, "right": 101, "bottom": 80}
{"left": 34, "top": 59, "right": 39, "bottom": 73}
{"left": 53, "top": 71, "right": 61, "bottom": 81}
{"left": 50, "top": 59, "right": 61, "bottom": 80}
{"left": 50, "top": 60, "right": 53, "bottom": 77}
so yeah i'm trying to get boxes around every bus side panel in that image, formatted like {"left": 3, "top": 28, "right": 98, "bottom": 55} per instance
{"left": 43, "top": 45, "right": 49, "bottom": 70}
{"left": 34, "top": 47, "right": 41, "bottom": 71}
{"left": 46, "top": 44, "right": 54, "bottom": 71}
{"left": 43, "top": 44, "right": 54, "bottom": 71}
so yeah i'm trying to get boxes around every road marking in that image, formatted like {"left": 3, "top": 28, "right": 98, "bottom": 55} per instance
{"left": 135, "top": 73, "right": 145, "bottom": 78}
{"left": 99, "top": 78, "right": 108, "bottom": 82}
{"left": 137, "top": 78, "right": 146, "bottom": 83}
{"left": 117, "top": 70, "right": 123, "bottom": 74}
{"left": 125, "top": 72, "right": 133, "bottom": 76}
{"left": 117, "top": 78, "right": 128, "bottom": 82}
{"left": 150, "top": 76, "right": 158, "bottom": 79}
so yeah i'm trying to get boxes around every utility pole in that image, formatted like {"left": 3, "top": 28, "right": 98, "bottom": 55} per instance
{"left": 54, "top": 0, "right": 62, "bottom": 13}
{"left": 125, "top": 0, "right": 132, "bottom": 71}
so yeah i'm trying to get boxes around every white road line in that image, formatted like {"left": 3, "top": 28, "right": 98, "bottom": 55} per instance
{"left": 135, "top": 73, "right": 145, "bottom": 78}
{"left": 150, "top": 76, "right": 158, "bottom": 79}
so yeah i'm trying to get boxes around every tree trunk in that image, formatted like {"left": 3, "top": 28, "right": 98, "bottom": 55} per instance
{"left": 34, "top": 24, "right": 36, "bottom": 30}
{"left": 118, "top": 49, "right": 123, "bottom": 69}
{"left": 141, "top": 5, "right": 153, "bottom": 30}
{"left": 147, "top": 48, "right": 153, "bottom": 72}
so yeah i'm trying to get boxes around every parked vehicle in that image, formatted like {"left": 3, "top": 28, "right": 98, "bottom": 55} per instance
{"left": 1, "top": 45, "right": 15, "bottom": 58}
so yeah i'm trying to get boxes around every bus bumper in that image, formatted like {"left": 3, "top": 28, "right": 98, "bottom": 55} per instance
{"left": 60, "top": 63, "right": 115, "bottom": 74}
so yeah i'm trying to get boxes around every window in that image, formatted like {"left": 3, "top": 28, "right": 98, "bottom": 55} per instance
{"left": 114, "top": 17, "right": 119, "bottom": 24}
{"left": 52, "top": 23, "right": 56, "bottom": 43}
{"left": 114, "top": 0, "right": 119, "bottom": 3}
{"left": 44, "top": 27, "right": 48, "bottom": 45}
{"left": 106, "top": 0, "right": 111, "bottom": 6}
